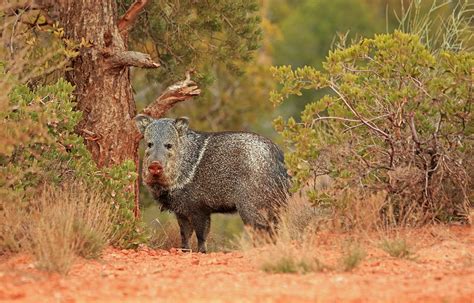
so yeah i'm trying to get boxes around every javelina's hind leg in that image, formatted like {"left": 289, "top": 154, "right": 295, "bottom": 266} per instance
{"left": 237, "top": 204, "right": 273, "bottom": 235}
{"left": 191, "top": 213, "right": 211, "bottom": 253}
{"left": 176, "top": 214, "right": 193, "bottom": 250}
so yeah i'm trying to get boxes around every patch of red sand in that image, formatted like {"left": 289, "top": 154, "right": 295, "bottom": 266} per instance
{"left": 0, "top": 226, "right": 472, "bottom": 302}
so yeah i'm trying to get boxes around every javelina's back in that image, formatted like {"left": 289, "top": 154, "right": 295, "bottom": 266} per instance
{"left": 187, "top": 132, "right": 289, "bottom": 224}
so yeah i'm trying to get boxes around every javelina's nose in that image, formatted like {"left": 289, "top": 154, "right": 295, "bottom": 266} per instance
{"left": 148, "top": 161, "right": 163, "bottom": 175}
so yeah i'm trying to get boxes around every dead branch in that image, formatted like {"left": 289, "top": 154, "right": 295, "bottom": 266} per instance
{"left": 329, "top": 81, "right": 391, "bottom": 139}
{"left": 19, "top": 11, "right": 54, "bottom": 27}
{"left": 408, "top": 112, "right": 420, "bottom": 145}
{"left": 117, "top": 0, "right": 149, "bottom": 32}
{"left": 104, "top": 50, "right": 160, "bottom": 68}
{"left": 3, "top": 2, "right": 46, "bottom": 15}
{"left": 142, "top": 70, "right": 201, "bottom": 119}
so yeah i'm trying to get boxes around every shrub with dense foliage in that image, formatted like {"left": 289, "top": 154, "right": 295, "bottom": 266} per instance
{"left": 0, "top": 78, "right": 145, "bottom": 252}
{"left": 1, "top": 6, "right": 147, "bottom": 254}
{"left": 271, "top": 30, "right": 472, "bottom": 227}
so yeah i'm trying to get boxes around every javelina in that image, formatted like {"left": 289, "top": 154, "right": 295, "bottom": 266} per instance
{"left": 135, "top": 115, "right": 289, "bottom": 252}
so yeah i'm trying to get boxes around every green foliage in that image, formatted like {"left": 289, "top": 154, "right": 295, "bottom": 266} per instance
{"left": 272, "top": 30, "right": 472, "bottom": 226}
{"left": 1, "top": 79, "right": 145, "bottom": 250}
{"left": 121, "top": 0, "right": 262, "bottom": 83}
{"left": 0, "top": 12, "right": 140, "bottom": 247}
{"left": 122, "top": 0, "right": 274, "bottom": 133}
{"left": 269, "top": 0, "right": 388, "bottom": 120}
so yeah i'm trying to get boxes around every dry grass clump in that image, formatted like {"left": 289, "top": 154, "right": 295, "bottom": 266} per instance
{"left": 340, "top": 243, "right": 366, "bottom": 272}
{"left": 148, "top": 219, "right": 183, "bottom": 250}
{"left": 25, "top": 183, "right": 115, "bottom": 274}
{"left": 240, "top": 193, "right": 377, "bottom": 274}
{"left": 329, "top": 190, "right": 387, "bottom": 231}
{"left": 261, "top": 250, "right": 326, "bottom": 274}
{"left": 0, "top": 201, "right": 29, "bottom": 254}
{"left": 380, "top": 237, "right": 413, "bottom": 259}
{"left": 240, "top": 195, "right": 333, "bottom": 274}
{"left": 254, "top": 223, "right": 328, "bottom": 274}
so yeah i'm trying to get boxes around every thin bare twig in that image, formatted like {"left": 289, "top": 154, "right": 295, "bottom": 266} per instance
{"left": 342, "top": 113, "right": 392, "bottom": 132}
{"left": 329, "top": 81, "right": 391, "bottom": 139}
{"left": 408, "top": 112, "right": 420, "bottom": 145}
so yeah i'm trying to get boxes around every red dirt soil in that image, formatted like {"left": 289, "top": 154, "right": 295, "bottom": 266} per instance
{"left": 1, "top": 225, "right": 472, "bottom": 303}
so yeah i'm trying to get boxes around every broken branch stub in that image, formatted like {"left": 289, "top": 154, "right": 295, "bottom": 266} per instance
{"left": 142, "top": 71, "right": 201, "bottom": 119}
{"left": 105, "top": 50, "right": 160, "bottom": 69}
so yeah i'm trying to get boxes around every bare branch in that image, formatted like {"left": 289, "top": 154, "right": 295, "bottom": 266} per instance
{"left": 142, "top": 70, "right": 201, "bottom": 119}
{"left": 3, "top": 2, "right": 46, "bottom": 15}
{"left": 329, "top": 81, "right": 391, "bottom": 139}
{"left": 408, "top": 112, "right": 420, "bottom": 145}
{"left": 313, "top": 116, "right": 360, "bottom": 123}
{"left": 342, "top": 113, "right": 392, "bottom": 132}
{"left": 104, "top": 50, "right": 160, "bottom": 68}
{"left": 19, "top": 11, "right": 55, "bottom": 27}
{"left": 117, "top": 0, "right": 149, "bottom": 32}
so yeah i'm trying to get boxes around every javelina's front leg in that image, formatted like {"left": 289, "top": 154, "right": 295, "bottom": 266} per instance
{"left": 176, "top": 214, "right": 193, "bottom": 250}
{"left": 192, "top": 214, "right": 211, "bottom": 253}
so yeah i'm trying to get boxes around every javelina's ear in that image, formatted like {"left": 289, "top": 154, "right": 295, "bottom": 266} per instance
{"left": 134, "top": 114, "right": 154, "bottom": 134}
{"left": 175, "top": 117, "right": 189, "bottom": 136}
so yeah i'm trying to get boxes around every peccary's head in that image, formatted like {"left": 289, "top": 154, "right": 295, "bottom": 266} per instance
{"left": 135, "top": 114, "right": 189, "bottom": 189}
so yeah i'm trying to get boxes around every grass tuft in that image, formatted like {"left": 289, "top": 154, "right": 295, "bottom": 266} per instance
{"left": 241, "top": 194, "right": 330, "bottom": 274}
{"left": 262, "top": 254, "right": 325, "bottom": 274}
{"left": 380, "top": 238, "right": 413, "bottom": 259}
{"left": 26, "top": 183, "right": 115, "bottom": 274}
{"left": 340, "top": 243, "right": 366, "bottom": 271}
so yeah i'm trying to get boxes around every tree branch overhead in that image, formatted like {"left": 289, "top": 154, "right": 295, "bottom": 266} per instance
{"left": 142, "top": 70, "right": 201, "bottom": 119}
{"left": 118, "top": 0, "right": 149, "bottom": 32}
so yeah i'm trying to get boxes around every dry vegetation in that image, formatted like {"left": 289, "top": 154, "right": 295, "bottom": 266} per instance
{"left": 239, "top": 192, "right": 468, "bottom": 275}
{"left": 1, "top": 3, "right": 472, "bottom": 289}
{"left": 7, "top": 183, "right": 117, "bottom": 274}
{"left": 380, "top": 237, "right": 414, "bottom": 259}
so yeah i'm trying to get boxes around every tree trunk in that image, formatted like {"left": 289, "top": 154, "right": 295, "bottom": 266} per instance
{"left": 36, "top": 0, "right": 198, "bottom": 218}
{"left": 54, "top": 1, "right": 137, "bottom": 167}
{"left": 41, "top": 1, "right": 140, "bottom": 217}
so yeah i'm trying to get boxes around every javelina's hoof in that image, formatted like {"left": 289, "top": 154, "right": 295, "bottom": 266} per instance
{"left": 198, "top": 244, "right": 207, "bottom": 253}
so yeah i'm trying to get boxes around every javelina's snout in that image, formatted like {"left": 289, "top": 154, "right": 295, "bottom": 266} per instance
{"left": 148, "top": 161, "right": 163, "bottom": 176}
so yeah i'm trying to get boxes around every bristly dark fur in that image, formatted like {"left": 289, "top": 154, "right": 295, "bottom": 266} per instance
{"left": 135, "top": 115, "right": 290, "bottom": 252}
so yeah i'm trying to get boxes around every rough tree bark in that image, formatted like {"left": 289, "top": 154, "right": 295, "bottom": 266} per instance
{"left": 27, "top": 0, "right": 200, "bottom": 217}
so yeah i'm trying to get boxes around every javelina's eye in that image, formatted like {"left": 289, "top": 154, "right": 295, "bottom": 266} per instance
{"left": 164, "top": 143, "right": 172, "bottom": 150}
{"left": 147, "top": 142, "right": 153, "bottom": 148}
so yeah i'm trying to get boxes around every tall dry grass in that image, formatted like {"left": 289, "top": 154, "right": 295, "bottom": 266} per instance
{"left": 24, "top": 183, "right": 116, "bottom": 274}
{"left": 239, "top": 191, "right": 415, "bottom": 274}
{"left": 239, "top": 194, "right": 333, "bottom": 274}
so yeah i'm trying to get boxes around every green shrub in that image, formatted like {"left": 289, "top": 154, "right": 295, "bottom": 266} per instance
{"left": 0, "top": 5, "right": 144, "bottom": 254}
{"left": 271, "top": 29, "right": 472, "bottom": 227}
{"left": 1, "top": 79, "right": 146, "bottom": 252}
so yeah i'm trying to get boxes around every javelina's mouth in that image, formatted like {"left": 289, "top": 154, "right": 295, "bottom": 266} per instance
{"left": 144, "top": 172, "right": 169, "bottom": 186}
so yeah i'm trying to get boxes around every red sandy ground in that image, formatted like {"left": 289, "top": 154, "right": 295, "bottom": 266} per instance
{"left": 0, "top": 225, "right": 472, "bottom": 303}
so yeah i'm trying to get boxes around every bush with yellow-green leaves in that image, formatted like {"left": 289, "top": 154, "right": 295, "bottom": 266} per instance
{"left": 271, "top": 30, "right": 472, "bottom": 227}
